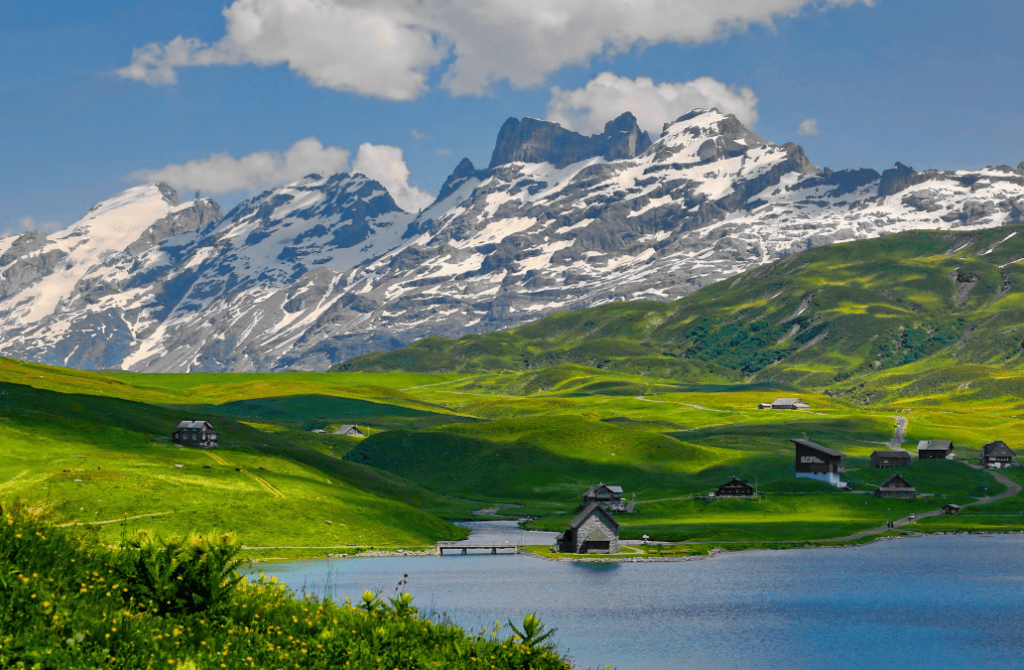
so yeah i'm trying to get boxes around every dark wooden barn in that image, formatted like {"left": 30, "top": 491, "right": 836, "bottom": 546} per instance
{"left": 874, "top": 473, "right": 916, "bottom": 499}
{"left": 871, "top": 450, "right": 911, "bottom": 468}
{"left": 582, "top": 483, "right": 623, "bottom": 507}
{"left": 716, "top": 477, "right": 755, "bottom": 497}
{"left": 917, "top": 440, "right": 954, "bottom": 460}
{"left": 172, "top": 420, "right": 218, "bottom": 448}
{"left": 981, "top": 441, "right": 1016, "bottom": 469}
{"left": 555, "top": 503, "right": 620, "bottom": 554}
{"left": 792, "top": 438, "right": 846, "bottom": 487}
{"left": 942, "top": 503, "right": 962, "bottom": 515}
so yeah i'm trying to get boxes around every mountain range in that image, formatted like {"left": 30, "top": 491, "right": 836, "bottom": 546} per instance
{"left": 2, "top": 109, "right": 1024, "bottom": 372}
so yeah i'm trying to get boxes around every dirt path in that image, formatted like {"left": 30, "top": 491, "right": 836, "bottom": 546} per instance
{"left": 832, "top": 465, "right": 1020, "bottom": 541}
{"left": 204, "top": 451, "right": 229, "bottom": 466}
{"left": 57, "top": 511, "right": 173, "bottom": 527}
{"left": 887, "top": 416, "right": 909, "bottom": 451}
{"left": 243, "top": 470, "right": 284, "bottom": 498}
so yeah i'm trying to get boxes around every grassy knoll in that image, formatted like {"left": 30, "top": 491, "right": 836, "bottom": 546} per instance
{"left": 0, "top": 503, "right": 571, "bottom": 669}
{"left": 0, "top": 381, "right": 470, "bottom": 550}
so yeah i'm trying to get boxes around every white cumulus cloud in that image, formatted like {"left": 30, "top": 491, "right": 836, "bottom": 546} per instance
{"left": 117, "top": 0, "right": 872, "bottom": 99}
{"left": 127, "top": 138, "right": 352, "bottom": 195}
{"left": 797, "top": 118, "right": 820, "bottom": 135}
{"left": 352, "top": 143, "right": 435, "bottom": 212}
{"left": 547, "top": 72, "right": 759, "bottom": 137}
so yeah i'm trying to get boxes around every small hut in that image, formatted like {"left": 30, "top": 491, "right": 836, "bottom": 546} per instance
{"left": 917, "top": 440, "right": 954, "bottom": 460}
{"left": 871, "top": 450, "right": 911, "bottom": 468}
{"left": 333, "top": 425, "right": 366, "bottom": 437}
{"left": 980, "top": 441, "right": 1016, "bottom": 469}
{"left": 172, "top": 421, "right": 218, "bottom": 448}
{"left": 554, "top": 503, "right": 620, "bottom": 554}
{"left": 874, "top": 473, "right": 916, "bottom": 499}
{"left": 716, "top": 477, "right": 755, "bottom": 497}
{"left": 941, "top": 503, "right": 962, "bottom": 515}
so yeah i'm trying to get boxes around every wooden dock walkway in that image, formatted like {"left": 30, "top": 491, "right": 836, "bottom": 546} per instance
{"left": 436, "top": 543, "right": 521, "bottom": 555}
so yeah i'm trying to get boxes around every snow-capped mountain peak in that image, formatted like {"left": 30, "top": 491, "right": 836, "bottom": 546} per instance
{"left": 2, "top": 111, "right": 1023, "bottom": 372}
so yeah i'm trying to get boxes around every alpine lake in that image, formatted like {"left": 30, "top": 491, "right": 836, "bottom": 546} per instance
{"left": 252, "top": 521, "right": 1024, "bottom": 670}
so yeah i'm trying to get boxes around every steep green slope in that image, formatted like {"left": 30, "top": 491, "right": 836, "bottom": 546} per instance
{"left": 0, "top": 381, "right": 469, "bottom": 548}
{"left": 340, "top": 226, "right": 1024, "bottom": 402}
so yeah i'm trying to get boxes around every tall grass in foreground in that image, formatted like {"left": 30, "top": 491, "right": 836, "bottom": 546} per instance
{"left": 0, "top": 501, "right": 571, "bottom": 669}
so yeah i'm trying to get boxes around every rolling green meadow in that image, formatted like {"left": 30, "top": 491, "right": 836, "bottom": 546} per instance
{"left": 4, "top": 226, "right": 1024, "bottom": 667}
{"left": 3, "top": 227, "right": 1024, "bottom": 557}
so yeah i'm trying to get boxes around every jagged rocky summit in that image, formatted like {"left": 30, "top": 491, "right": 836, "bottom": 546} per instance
{"left": 2, "top": 109, "right": 1024, "bottom": 372}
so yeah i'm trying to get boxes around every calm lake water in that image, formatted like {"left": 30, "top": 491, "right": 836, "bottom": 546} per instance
{"left": 254, "top": 523, "right": 1024, "bottom": 670}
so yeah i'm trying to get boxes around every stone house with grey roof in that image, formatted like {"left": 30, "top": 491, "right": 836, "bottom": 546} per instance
{"left": 555, "top": 503, "right": 620, "bottom": 554}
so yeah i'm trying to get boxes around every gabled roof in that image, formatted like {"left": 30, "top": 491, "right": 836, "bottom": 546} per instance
{"left": 720, "top": 477, "right": 751, "bottom": 486}
{"left": 982, "top": 441, "right": 1016, "bottom": 457}
{"left": 878, "top": 473, "right": 914, "bottom": 490}
{"left": 872, "top": 450, "right": 910, "bottom": 457}
{"left": 917, "top": 440, "right": 953, "bottom": 451}
{"left": 568, "top": 502, "right": 619, "bottom": 530}
{"left": 176, "top": 420, "right": 213, "bottom": 430}
{"left": 334, "top": 424, "right": 364, "bottom": 434}
{"left": 584, "top": 483, "right": 623, "bottom": 495}
{"left": 773, "top": 398, "right": 803, "bottom": 405}
{"left": 791, "top": 438, "right": 844, "bottom": 458}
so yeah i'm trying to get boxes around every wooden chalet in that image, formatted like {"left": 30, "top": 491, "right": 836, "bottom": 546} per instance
{"left": 716, "top": 477, "right": 755, "bottom": 497}
{"left": 172, "top": 420, "right": 218, "bottom": 448}
{"left": 555, "top": 503, "right": 620, "bottom": 554}
{"left": 582, "top": 483, "right": 624, "bottom": 507}
{"left": 917, "top": 440, "right": 954, "bottom": 460}
{"left": 333, "top": 425, "right": 366, "bottom": 437}
{"left": 981, "top": 441, "right": 1016, "bottom": 469}
{"left": 874, "top": 473, "right": 916, "bottom": 499}
{"left": 792, "top": 438, "right": 845, "bottom": 487}
{"left": 942, "top": 503, "right": 962, "bottom": 515}
{"left": 762, "top": 398, "right": 810, "bottom": 410}
{"left": 871, "top": 450, "right": 911, "bottom": 468}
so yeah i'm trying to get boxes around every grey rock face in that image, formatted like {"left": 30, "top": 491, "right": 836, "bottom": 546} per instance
{"left": 3, "top": 110, "right": 1024, "bottom": 372}
{"left": 488, "top": 112, "right": 652, "bottom": 169}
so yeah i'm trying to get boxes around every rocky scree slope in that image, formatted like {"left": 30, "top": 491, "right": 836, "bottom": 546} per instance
{"left": 2, "top": 110, "right": 1024, "bottom": 371}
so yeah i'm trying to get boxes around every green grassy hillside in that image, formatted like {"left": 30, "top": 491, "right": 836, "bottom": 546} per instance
{"left": 340, "top": 226, "right": 1024, "bottom": 405}
{"left": 0, "top": 378, "right": 473, "bottom": 550}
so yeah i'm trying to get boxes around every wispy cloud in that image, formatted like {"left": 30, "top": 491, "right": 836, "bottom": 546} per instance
{"left": 117, "top": 0, "right": 871, "bottom": 100}
{"left": 18, "top": 216, "right": 63, "bottom": 233}
{"left": 547, "top": 72, "right": 758, "bottom": 137}
{"left": 352, "top": 144, "right": 434, "bottom": 212}
{"left": 128, "top": 138, "right": 434, "bottom": 212}
{"left": 797, "top": 118, "right": 820, "bottom": 135}
{"left": 127, "top": 138, "right": 352, "bottom": 195}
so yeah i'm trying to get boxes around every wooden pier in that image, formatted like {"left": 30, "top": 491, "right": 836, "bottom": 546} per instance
{"left": 437, "top": 543, "right": 521, "bottom": 555}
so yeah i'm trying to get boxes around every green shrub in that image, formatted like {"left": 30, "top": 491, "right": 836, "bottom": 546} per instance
{"left": 0, "top": 501, "right": 572, "bottom": 669}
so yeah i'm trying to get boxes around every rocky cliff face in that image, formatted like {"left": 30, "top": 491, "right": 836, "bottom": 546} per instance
{"left": 488, "top": 112, "right": 652, "bottom": 168}
{"left": 2, "top": 109, "right": 1023, "bottom": 371}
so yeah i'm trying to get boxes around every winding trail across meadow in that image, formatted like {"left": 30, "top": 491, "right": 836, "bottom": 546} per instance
{"left": 833, "top": 465, "right": 1021, "bottom": 541}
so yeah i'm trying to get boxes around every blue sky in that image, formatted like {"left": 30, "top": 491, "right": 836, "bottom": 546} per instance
{"left": 2, "top": 0, "right": 1022, "bottom": 236}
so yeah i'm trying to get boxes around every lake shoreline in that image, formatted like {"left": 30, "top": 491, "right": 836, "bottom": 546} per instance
{"left": 241, "top": 528, "right": 1024, "bottom": 564}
